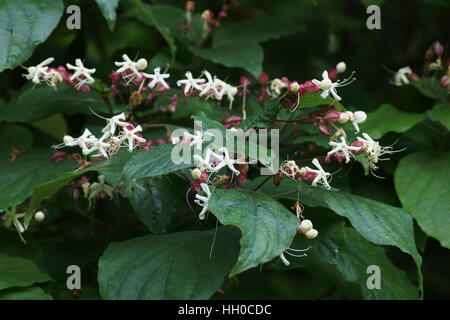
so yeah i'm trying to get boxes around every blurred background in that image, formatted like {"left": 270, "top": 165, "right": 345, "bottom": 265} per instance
{"left": 0, "top": 0, "right": 448, "bottom": 299}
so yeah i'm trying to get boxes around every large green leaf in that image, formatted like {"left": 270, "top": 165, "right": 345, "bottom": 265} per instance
{"left": 0, "top": 253, "right": 51, "bottom": 290}
{"left": 127, "top": 176, "right": 187, "bottom": 234}
{"left": 123, "top": 143, "right": 192, "bottom": 183}
{"left": 270, "top": 222, "right": 419, "bottom": 299}
{"left": 0, "top": 124, "right": 33, "bottom": 154}
{"left": 213, "top": 17, "right": 297, "bottom": 47}
{"left": 189, "top": 42, "right": 264, "bottom": 78}
{"left": 98, "top": 226, "right": 241, "bottom": 299}
{"left": 95, "top": 0, "right": 119, "bottom": 31}
{"left": 128, "top": 0, "right": 176, "bottom": 59}
{"left": 412, "top": 77, "right": 447, "bottom": 101}
{"left": 247, "top": 177, "right": 423, "bottom": 291}
{"left": 0, "top": 285, "right": 53, "bottom": 300}
{"left": 0, "top": 85, "right": 109, "bottom": 123}
{"left": 208, "top": 188, "right": 298, "bottom": 276}
{"left": 394, "top": 151, "right": 450, "bottom": 248}
{"left": 300, "top": 92, "right": 345, "bottom": 110}
{"left": 26, "top": 150, "right": 136, "bottom": 227}
{"left": 0, "top": 0, "right": 64, "bottom": 72}
{"left": 427, "top": 102, "right": 450, "bottom": 130}
{"left": 239, "top": 98, "right": 280, "bottom": 130}
{"left": 0, "top": 148, "right": 77, "bottom": 212}
{"left": 359, "top": 104, "right": 426, "bottom": 139}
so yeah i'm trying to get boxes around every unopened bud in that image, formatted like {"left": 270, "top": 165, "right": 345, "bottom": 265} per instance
{"left": 336, "top": 61, "right": 347, "bottom": 73}
{"left": 298, "top": 219, "right": 313, "bottom": 233}
{"left": 201, "top": 10, "right": 213, "bottom": 22}
{"left": 191, "top": 168, "right": 202, "bottom": 180}
{"left": 305, "top": 229, "right": 318, "bottom": 239}
{"left": 353, "top": 111, "right": 367, "bottom": 124}
{"left": 433, "top": 41, "right": 444, "bottom": 56}
{"left": 290, "top": 81, "right": 300, "bottom": 93}
{"left": 257, "top": 72, "right": 269, "bottom": 86}
{"left": 185, "top": 1, "right": 195, "bottom": 12}
{"left": 338, "top": 112, "right": 350, "bottom": 124}
{"left": 34, "top": 211, "right": 45, "bottom": 222}
{"left": 137, "top": 58, "right": 148, "bottom": 70}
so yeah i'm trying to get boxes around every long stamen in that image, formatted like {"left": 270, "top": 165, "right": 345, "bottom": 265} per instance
{"left": 286, "top": 246, "right": 312, "bottom": 252}
{"left": 336, "top": 71, "right": 357, "bottom": 87}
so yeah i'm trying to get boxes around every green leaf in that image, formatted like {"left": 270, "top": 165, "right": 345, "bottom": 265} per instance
{"left": 95, "top": 0, "right": 119, "bottom": 31}
{"left": 247, "top": 177, "right": 423, "bottom": 292}
{"left": 271, "top": 222, "right": 418, "bottom": 299}
{"left": 0, "top": 85, "right": 109, "bottom": 123}
{"left": 0, "top": 0, "right": 64, "bottom": 72}
{"left": 395, "top": 151, "right": 450, "bottom": 248}
{"left": 0, "top": 148, "right": 77, "bottom": 212}
{"left": 127, "top": 176, "right": 187, "bottom": 234}
{"left": 412, "top": 77, "right": 447, "bottom": 101}
{"left": 239, "top": 98, "right": 280, "bottom": 130}
{"left": 128, "top": 0, "right": 176, "bottom": 59}
{"left": 26, "top": 150, "right": 136, "bottom": 227}
{"left": 98, "top": 226, "right": 241, "bottom": 299}
{"left": 427, "top": 102, "right": 450, "bottom": 130}
{"left": 0, "top": 124, "right": 33, "bottom": 154}
{"left": 189, "top": 41, "right": 263, "bottom": 77}
{"left": 0, "top": 253, "right": 51, "bottom": 290}
{"left": 213, "top": 17, "right": 297, "bottom": 47}
{"left": 209, "top": 188, "right": 298, "bottom": 276}
{"left": 359, "top": 104, "right": 426, "bottom": 139}
{"left": 32, "top": 113, "right": 68, "bottom": 140}
{"left": 300, "top": 92, "right": 345, "bottom": 110}
{"left": 0, "top": 285, "right": 53, "bottom": 300}
{"left": 123, "top": 143, "right": 192, "bottom": 183}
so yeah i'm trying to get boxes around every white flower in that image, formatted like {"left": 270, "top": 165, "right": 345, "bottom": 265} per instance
{"left": 42, "top": 69, "right": 63, "bottom": 88}
{"left": 119, "top": 125, "right": 146, "bottom": 151}
{"left": 198, "top": 70, "right": 220, "bottom": 98}
{"left": 115, "top": 54, "right": 147, "bottom": 83}
{"left": 23, "top": 57, "right": 54, "bottom": 84}
{"left": 102, "top": 112, "right": 129, "bottom": 135}
{"left": 270, "top": 78, "right": 287, "bottom": 97}
{"left": 336, "top": 61, "right": 347, "bottom": 73}
{"left": 183, "top": 130, "right": 211, "bottom": 150}
{"left": 356, "top": 133, "right": 400, "bottom": 174}
{"left": 211, "top": 147, "right": 240, "bottom": 175}
{"left": 328, "top": 136, "right": 361, "bottom": 163}
{"left": 391, "top": 66, "right": 412, "bottom": 86}
{"left": 194, "top": 183, "right": 211, "bottom": 220}
{"left": 66, "top": 59, "right": 96, "bottom": 89}
{"left": 75, "top": 129, "right": 97, "bottom": 154}
{"left": 176, "top": 71, "right": 205, "bottom": 95}
{"left": 86, "top": 134, "right": 111, "bottom": 158}
{"left": 213, "top": 77, "right": 238, "bottom": 108}
{"left": 312, "top": 70, "right": 355, "bottom": 101}
{"left": 193, "top": 148, "right": 216, "bottom": 172}
{"left": 305, "top": 158, "right": 332, "bottom": 190}
{"left": 143, "top": 67, "right": 170, "bottom": 89}
{"left": 89, "top": 175, "right": 114, "bottom": 200}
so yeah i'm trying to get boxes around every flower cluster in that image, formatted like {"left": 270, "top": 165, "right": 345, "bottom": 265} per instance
{"left": 53, "top": 112, "right": 146, "bottom": 158}
{"left": 177, "top": 70, "right": 238, "bottom": 108}
{"left": 281, "top": 158, "right": 332, "bottom": 190}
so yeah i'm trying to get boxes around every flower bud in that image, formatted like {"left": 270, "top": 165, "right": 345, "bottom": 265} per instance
{"left": 328, "top": 68, "right": 338, "bottom": 80}
{"left": 290, "top": 81, "right": 300, "bottom": 93}
{"left": 440, "top": 75, "right": 450, "bottom": 88}
{"left": 338, "top": 112, "right": 350, "bottom": 123}
{"left": 350, "top": 140, "right": 366, "bottom": 155}
{"left": 239, "top": 76, "right": 250, "bottom": 86}
{"left": 305, "top": 229, "right": 318, "bottom": 239}
{"left": 137, "top": 58, "right": 148, "bottom": 70}
{"left": 318, "top": 123, "right": 332, "bottom": 136}
{"left": 353, "top": 111, "right": 367, "bottom": 124}
{"left": 34, "top": 211, "right": 45, "bottom": 222}
{"left": 433, "top": 41, "right": 444, "bottom": 56}
{"left": 336, "top": 61, "right": 347, "bottom": 73}
{"left": 201, "top": 10, "right": 213, "bottom": 22}
{"left": 185, "top": 1, "right": 195, "bottom": 12}
{"left": 298, "top": 219, "right": 313, "bottom": 233}
{"left": 257, "top": 72, "right": 269, "bottom": 86}
{"left": 191, "top": 168, "right": 202, "bottom": 180}
{"left": 324, "top": 110, "right": 340, "bottom": 122}
{"left": 63, "top": 135, "right": 73, "bottom": 144}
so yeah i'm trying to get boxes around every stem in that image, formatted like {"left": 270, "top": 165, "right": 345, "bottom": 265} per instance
{"left": 270, "top": 189, "right": 298, "bottom": 199}
{"left": 253, "top": 174, "right": 273, "bottom": 191}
